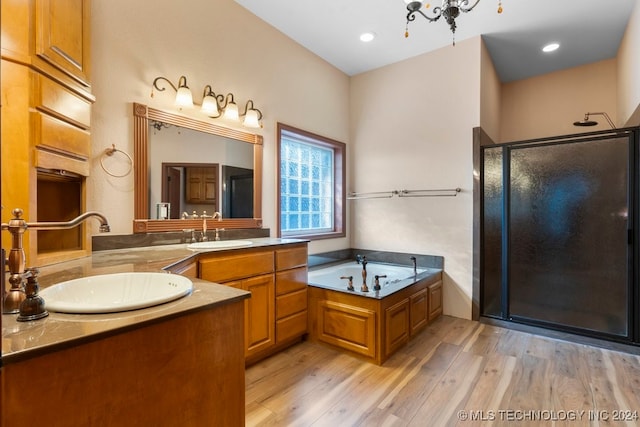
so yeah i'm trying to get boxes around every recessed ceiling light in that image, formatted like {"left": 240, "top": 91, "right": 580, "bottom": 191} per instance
{"left": 542, "top": 42, "right": 560, "bottom": 53}
{"left": 360, "top": 32, "right": 376, "bottom": 43}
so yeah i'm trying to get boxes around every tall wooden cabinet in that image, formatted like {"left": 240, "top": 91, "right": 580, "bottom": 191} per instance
{"left": 1, "top": 0, "right": 94, "bottom": 265}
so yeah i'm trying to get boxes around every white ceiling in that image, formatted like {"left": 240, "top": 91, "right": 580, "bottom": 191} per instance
{"left": 234, "top": 0, "right": 636, "bottom": 82}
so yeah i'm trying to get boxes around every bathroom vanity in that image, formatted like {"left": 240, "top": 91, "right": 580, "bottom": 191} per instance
{"left": 1, "top": 238, "right": 307, "bottom": 426}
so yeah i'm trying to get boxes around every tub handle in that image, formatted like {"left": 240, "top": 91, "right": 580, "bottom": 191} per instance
{"left": 340, "top": 275, "right": 354, "bottom": 291}
{"left": 374, "top": 274, "right": 387, "bottom": 291}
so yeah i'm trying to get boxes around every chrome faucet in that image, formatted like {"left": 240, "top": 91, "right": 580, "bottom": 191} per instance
{"left": 1, "top": 208, "right": 110, "bottom": 321}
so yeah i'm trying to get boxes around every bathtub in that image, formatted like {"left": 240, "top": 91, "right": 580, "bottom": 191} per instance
{"left": 308, "top": 261, "right": 441, "bottom": 299}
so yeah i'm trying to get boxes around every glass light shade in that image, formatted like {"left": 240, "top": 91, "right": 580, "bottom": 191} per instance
{"left": 242, "top": 109, "right": 261, "bottom": 128}
{"left": 175, "top": 87, "right": 194, "bottom": 108}
{"left": 201, "top": 95, "right": 220, "bottom": 117}
{"left": 223, "top": 102, "right": 239, "bottom": 121}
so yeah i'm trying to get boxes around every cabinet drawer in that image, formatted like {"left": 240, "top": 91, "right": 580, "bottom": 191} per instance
{"left": 35, "top": 148, "right": 89, "bottom": 177}
{"left": 33, "top": 74, "right": 91, "bottom": 128}
{"left": 276, "top": 288, "right": 307, "bottom": 319}
{"left": 275, "top": 267, "right": 307, "bottom": 296}
{"left": 33, "top": 112, "right": 90, "bottom": 158}
{"left": 275, "top": 246, "right": 308, "bottom": 271}
{"left": 199, "top": 251, "right": 274, "bottom": 283}
{"left": 276, "top": 310, "right": 307, "bottom": 343}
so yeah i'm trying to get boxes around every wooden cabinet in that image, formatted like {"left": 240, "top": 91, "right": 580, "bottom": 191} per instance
{"left": 1, "top": 0, "right": 94, "bottom": 265}
{"left": 198, "top": 242, "right": 308, "bottom": 364}
{"left": 428, "top": 280, "right": 443, "bottom": 321}
{"left": 34, "top": 0, "right": 91, "bottom": 86}
{"left": 276, "top": 266, "right": 307, "bottom": 344}
{"left": 385, "top": 299, "right": 410, "bottom": 356}
{"left": 410, "top": 288, "right": 429, "bottom": 335}
{"left": 186, "top": 166, "right": 218, "bottom": 205}
{"left": 1, "top": 301, "right": 246, "bottom": 426}
{"left": 243, "top": 274, "right": 276, "bottom": 357}
{"left": 275, "top": 245, "right": 308, "bottom": 346}
{"left": 309, "top": 272, "right": 443, "bottom": 365}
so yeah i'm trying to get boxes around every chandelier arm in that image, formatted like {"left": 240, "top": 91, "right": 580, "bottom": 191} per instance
{"left": 407, "top": 8, "right": 441, "bottom": 23}
{"left": 459, "top": 0, "right": 481, "bottom": 13}
{"left": 152, "top": 76, "right": 178, "bottom": 93}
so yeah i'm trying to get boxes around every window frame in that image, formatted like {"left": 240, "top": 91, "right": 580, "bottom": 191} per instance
{"left": 277, "top": 123, "right": 346, "bottom": 240}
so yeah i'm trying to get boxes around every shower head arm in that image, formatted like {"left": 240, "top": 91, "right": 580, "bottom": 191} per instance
{"left": 584, "top": 112, "right": 616, "bottom": 129}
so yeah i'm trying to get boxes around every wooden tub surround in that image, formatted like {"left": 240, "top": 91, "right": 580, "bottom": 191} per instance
{"left": 1, "top": 237, "right": 308, "bottom": 427}
{"left": 308, "top": 266, "right": 443, "bottom": 365}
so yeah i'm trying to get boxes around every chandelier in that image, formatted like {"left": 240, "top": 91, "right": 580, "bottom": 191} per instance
{"left": 404, "top": 0, "right": 503, "bottom": 45}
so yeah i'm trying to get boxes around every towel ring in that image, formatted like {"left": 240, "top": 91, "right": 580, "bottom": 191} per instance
{"left": 100, "top": 144, "right": 133, "bottom": 177}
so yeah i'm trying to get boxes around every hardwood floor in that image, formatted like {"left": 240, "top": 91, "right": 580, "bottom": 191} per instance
{"left": 245, "top": 316, "right": 640, "bottom": 426}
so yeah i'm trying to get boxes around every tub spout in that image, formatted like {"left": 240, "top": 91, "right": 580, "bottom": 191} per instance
{"left": 361, "top": 257, "right": 368, "bottom": 292}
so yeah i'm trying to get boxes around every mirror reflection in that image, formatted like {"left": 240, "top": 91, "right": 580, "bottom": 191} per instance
{"left": 149, "top": 124, "right": 254, "bottom": 220}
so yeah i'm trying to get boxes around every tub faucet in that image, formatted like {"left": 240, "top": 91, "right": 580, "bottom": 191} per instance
{"left": 340, "top": 275, "right": 354, "bottom": 291}
{"left": 1, "top": 208, "right": 110, "bottom": 320}
{"left": 361, "top": 256, "right": 368, "bottom": 292}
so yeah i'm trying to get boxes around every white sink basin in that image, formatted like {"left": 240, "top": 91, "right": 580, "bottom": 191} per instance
{"left": 187, "top": 240, "right": 252, "bottom": 250}
{"left": 39, "top": 272, "right": 193, "bottom": 314}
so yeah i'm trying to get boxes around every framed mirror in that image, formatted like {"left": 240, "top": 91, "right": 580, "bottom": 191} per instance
{"left": 132, "top": 103, "right": 262, "bottom": 233}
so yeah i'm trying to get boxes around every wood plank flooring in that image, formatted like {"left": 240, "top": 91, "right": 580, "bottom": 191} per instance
{"left": 245, "top": 316, "right": 640, "bottom": 426}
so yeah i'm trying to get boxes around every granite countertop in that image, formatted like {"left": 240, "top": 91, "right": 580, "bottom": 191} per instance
{"left": 1, "top": 237, "right": 306, "bottom": 364}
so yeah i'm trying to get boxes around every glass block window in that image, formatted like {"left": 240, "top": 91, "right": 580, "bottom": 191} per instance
{"left": 278, "top": 124, "right": 345, "bottom": 239}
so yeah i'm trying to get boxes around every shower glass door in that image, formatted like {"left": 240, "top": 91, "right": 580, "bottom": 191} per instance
{"left": 481, "top": 130, "right": 636, "bottom": 341}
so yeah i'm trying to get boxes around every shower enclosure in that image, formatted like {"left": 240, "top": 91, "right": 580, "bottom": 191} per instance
{"left": 479, "top": 127, "right": 640, "bottom": 343}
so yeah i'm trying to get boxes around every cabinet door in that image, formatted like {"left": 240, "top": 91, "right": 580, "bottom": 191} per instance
{"left": 244, "top": 274, "right": 275, "bottom": 358}
{"left": 409, "top": 288, "right": 428, "bottom": 335}
{"left": 35, "top": 0, "right": 91, "bottom": 85}
{"left": 428, "top": 281, "right": 443, "bottom": 321}
{"left": 185, "top": 166, "right": 217, "bottom": 204}
{"left": 385, "top": 299, "right": 410, "bottom": 358}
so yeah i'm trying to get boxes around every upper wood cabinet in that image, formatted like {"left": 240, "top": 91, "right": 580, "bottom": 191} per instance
{"left": 34, "top": 0, "right": 91, "bottom": 87}
{"left": 1, "top": 0, "right": 93, "bottom": 265}
{"left": 186, "top": 166, "right": 218, "bottom": 205}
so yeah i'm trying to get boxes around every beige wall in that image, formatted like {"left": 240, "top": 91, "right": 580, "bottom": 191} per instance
{"left": 89, "top": 0, "right": 350, "bottom": 254}
{"left": 89, "top": 0, "right": 640, "bottom": 321}
{"left": 350, "top": 37, "right": 482, "bottom": 319}
{"left": 479, "top": 39, "right": 502, "bottom": 143}
{"left": 500, "top": 59, "right": 618, "bottom": 142}
{"left": 618, "top": 0, "right": 640, "bottom": 126}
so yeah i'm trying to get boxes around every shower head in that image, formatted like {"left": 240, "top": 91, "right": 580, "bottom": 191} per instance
{"left": 573, "top": 115, "right": 599, "bottom": 127}
{"left": 573, "top": 112, "right": 615, "bottom": 129}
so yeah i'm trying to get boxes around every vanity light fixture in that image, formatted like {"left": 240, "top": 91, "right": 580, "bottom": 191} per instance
{"left": 404, "top": 0, "right": 503, "bottom": 45}
{"left": 222, "top": 93, "right": 239, "bottom": 121}
{"left": 200, "top": 85, "right": 224, "bottom": 117}
{"left": 241, "top": 100, "right": 263, "bottom": 128}
{"left": 151, "top": 75, "right": 264, "bottom": 128}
